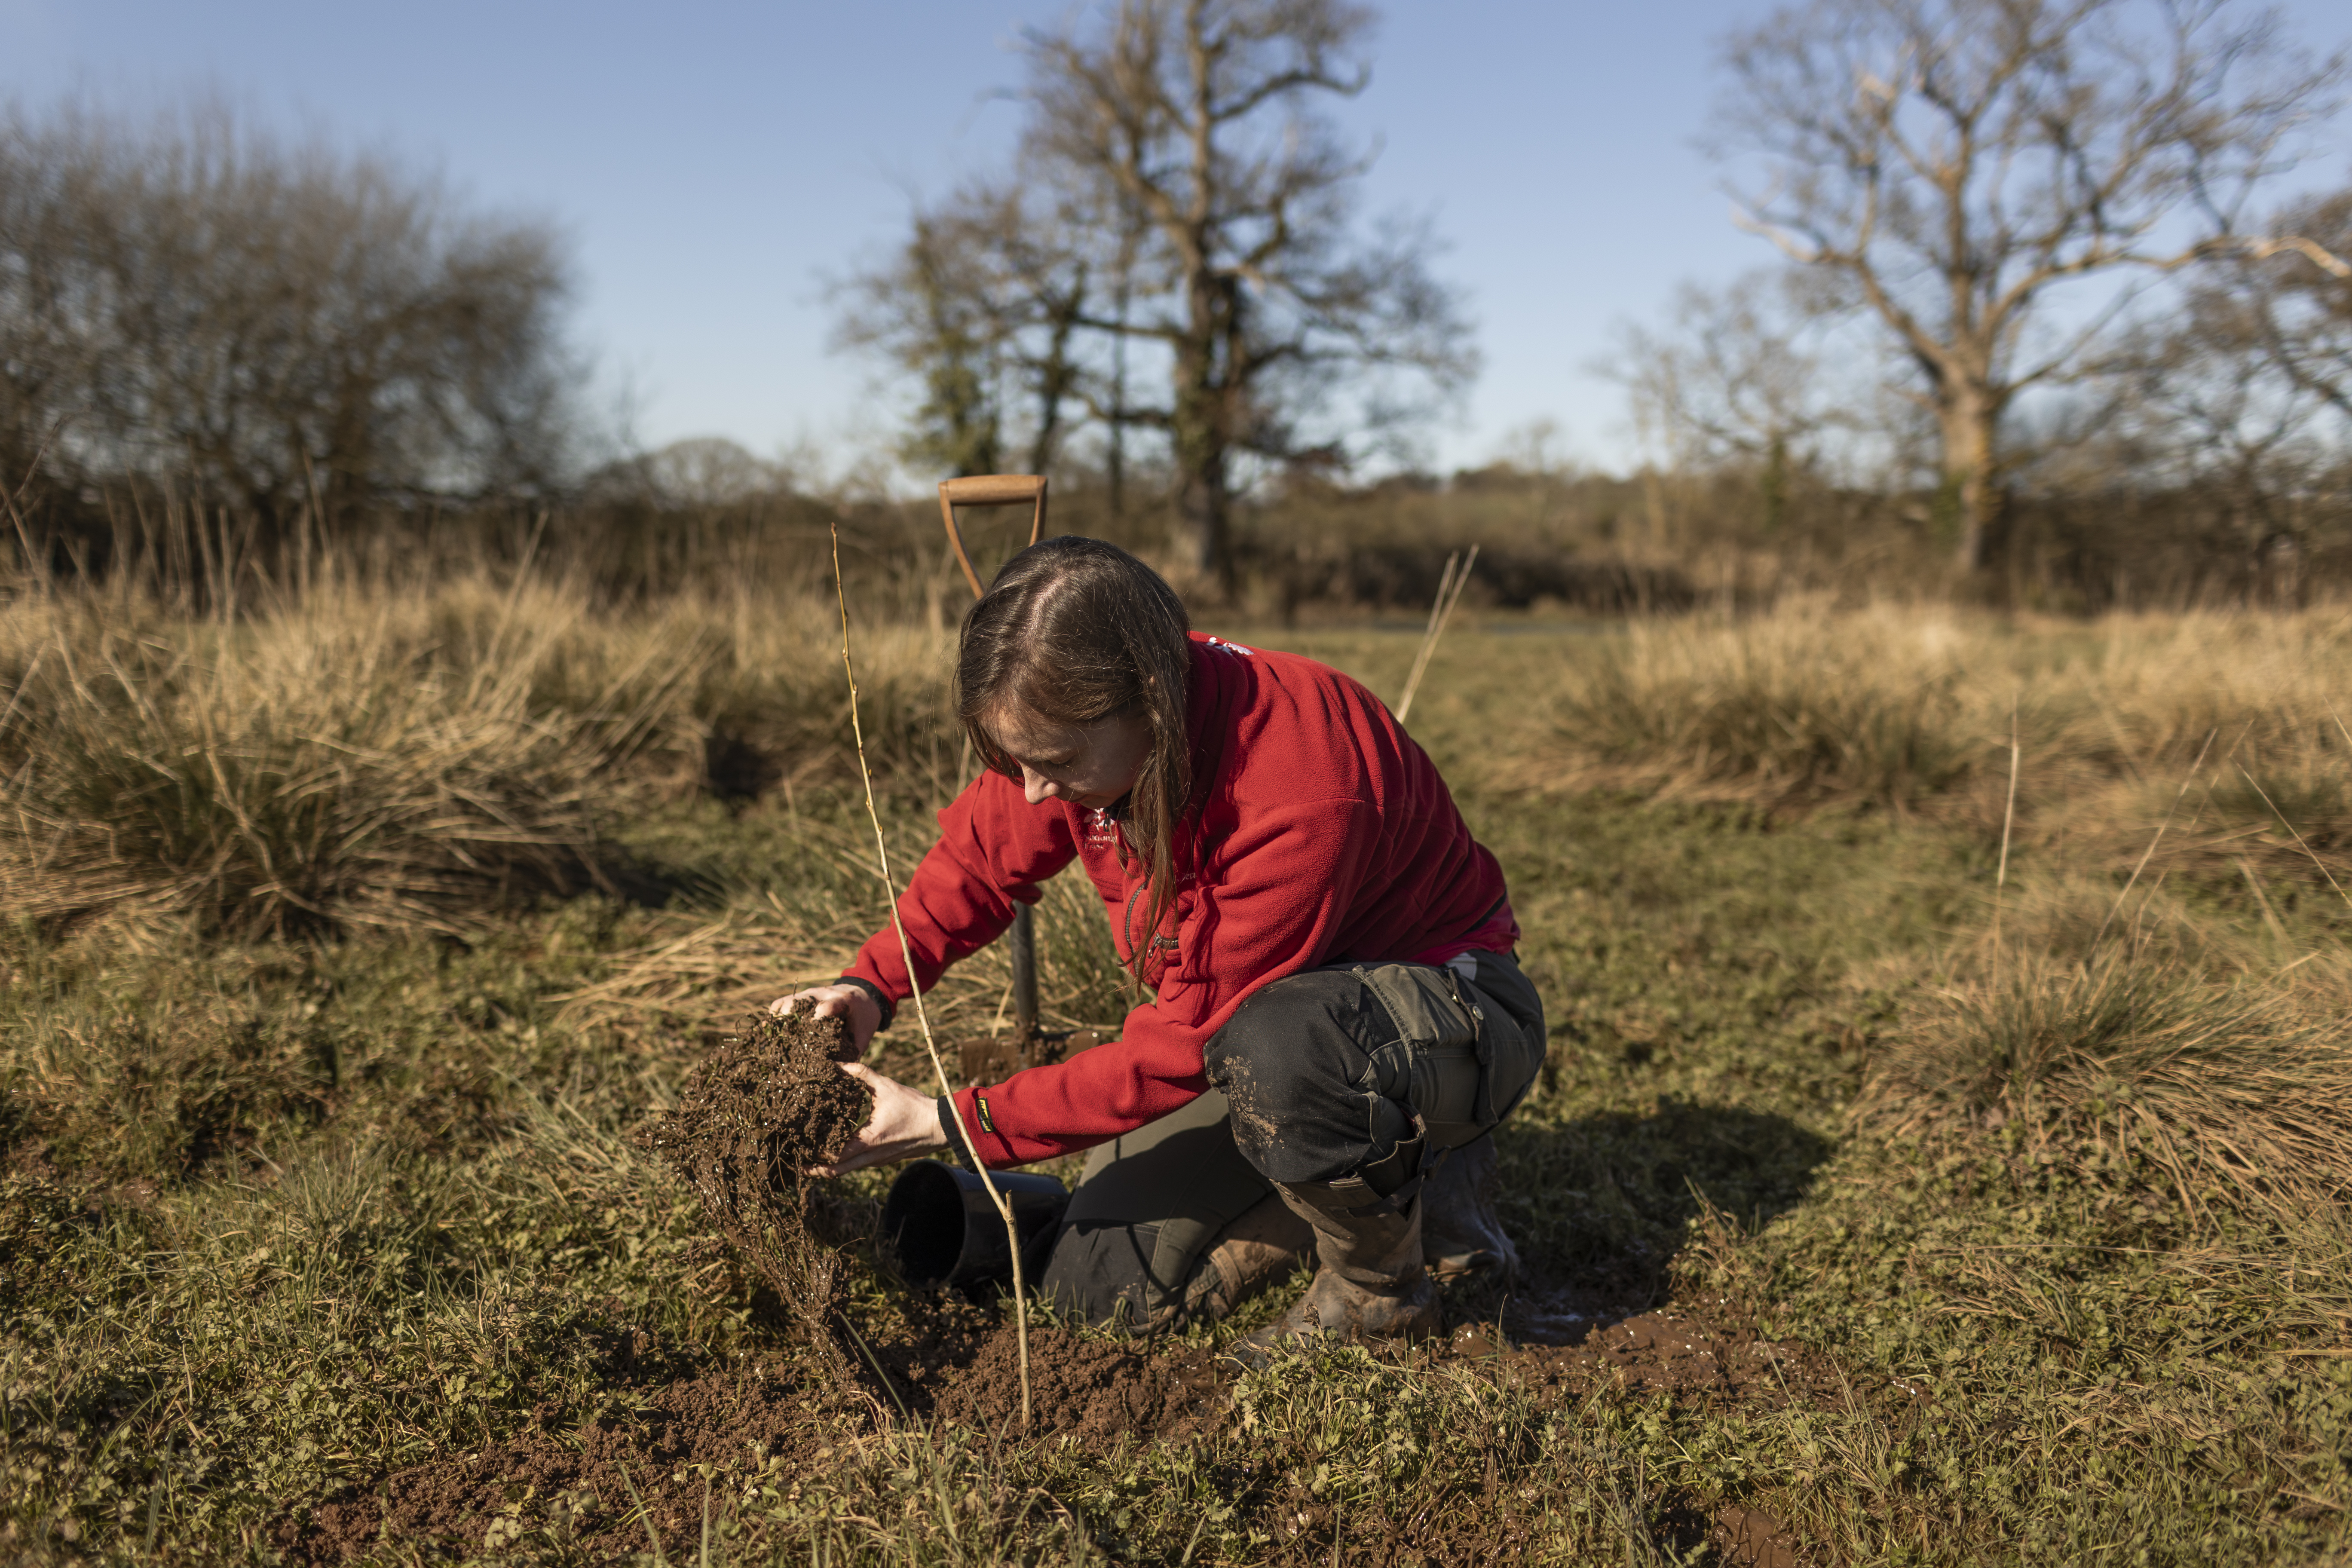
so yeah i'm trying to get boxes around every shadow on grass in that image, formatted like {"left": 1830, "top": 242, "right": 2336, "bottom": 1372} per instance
{"left": 1481, "top": 1096, "right": 1835, "bottom": 1335}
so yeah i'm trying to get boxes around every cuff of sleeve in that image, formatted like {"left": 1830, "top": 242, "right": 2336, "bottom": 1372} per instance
{"left": 837, "top": 974, "right": 895, "bottom": 1032}
{"left": 935, "top": 1096, "right": 978, "bottom": 1172}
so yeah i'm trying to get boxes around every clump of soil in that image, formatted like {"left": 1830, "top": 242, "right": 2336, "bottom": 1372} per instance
{"left": 638, "top": 1008, "right": 872, "bottom": 1366}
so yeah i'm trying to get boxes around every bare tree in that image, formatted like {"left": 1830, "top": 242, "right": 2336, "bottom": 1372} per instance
{"left": 2087, "top": 184, "right": 2352, "bottom": 585}
{"left": 2213, "top": 188, "right": 2352, "bottom": 421}
{"left": 839, "top": 1, "right": 1473, "bottom": 591}
{"left": 1610, "top": 270, "right": 1878, "bottom": 518}
{"left": 1712, "top": 0, "right": 2344, "bottom": 573}
{"left": 0, "top": 98, "right": 582, "bottom": 578}
{"left": 1610, "top": 270, "right": 1887, "bottom": 538}
{"left": 1025, "top": 0, "right": 1476, "bottom": 590}
{"left": 836, "top": 177, "right": 1113, "bottom": 483}
{"left": 836, "top": 194, "right": 1005, "bottom": 480}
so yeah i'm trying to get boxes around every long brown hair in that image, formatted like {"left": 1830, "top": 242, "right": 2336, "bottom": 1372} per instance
{"left": 956, "top": 537, "right": 1192, "bottom": 980}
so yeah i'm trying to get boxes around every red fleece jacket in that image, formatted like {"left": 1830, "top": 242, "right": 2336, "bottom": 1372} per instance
{"left": 843, "top": 632, "right": 1517, "bottom": 1168}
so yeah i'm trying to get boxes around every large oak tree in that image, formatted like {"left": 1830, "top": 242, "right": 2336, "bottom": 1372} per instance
{"left": 845, "top": 0, "right": 1474, "bottom": 592}
{"left": 1712, "top": 0, "right": 2343, "bottom": 572}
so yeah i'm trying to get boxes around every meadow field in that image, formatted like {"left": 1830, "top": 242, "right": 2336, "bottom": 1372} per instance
{"left": 4, "top": 576, "right": 2351, "bottom": 1565}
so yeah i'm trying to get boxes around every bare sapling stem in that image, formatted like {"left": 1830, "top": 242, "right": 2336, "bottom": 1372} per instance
{"left": 830, "top": 524, "right": 1032, "bottom": 1433}
{"left": 1396, "top": 542, "right": 1479, "bottom": 725}
{"left": 1992, "top": 697, "right": 2020, "bottom": 960}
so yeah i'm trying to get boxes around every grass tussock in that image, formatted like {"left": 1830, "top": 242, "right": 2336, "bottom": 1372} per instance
{"left": 0, "top": 576, "right": 958, "bottom": 937}
{"left": 1533, "top": 606, "right": 2352, "bottom": 865}
{"left": 1547, "top": 612, "right": 1978, "bottom": 808}
{"left": 1863, "top": 947, "right": 2352, "bottom": 1222}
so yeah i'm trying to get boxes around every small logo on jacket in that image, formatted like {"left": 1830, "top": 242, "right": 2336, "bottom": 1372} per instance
{"left": 1204, "top": 636, "right": 1254, "bottom": 656}
{"left": 975, "top": 1096, "right": 995, "bottom": 1134}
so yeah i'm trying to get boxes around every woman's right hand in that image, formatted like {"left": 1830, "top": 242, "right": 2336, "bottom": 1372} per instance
{"left": 770, "top": 983, "right": 883, "bottom": 1057}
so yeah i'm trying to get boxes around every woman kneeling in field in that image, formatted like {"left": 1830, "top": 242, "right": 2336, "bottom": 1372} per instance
{"left": 775, "top": 536, "right": 1544, "bottom": 1353}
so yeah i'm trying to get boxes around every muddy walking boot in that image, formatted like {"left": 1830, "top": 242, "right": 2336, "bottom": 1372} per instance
{"left": 1230, "top": 1179, "right": 1442, "bottom": 1367}
{"left": 1419, "top": 1136, "right": 1520, "bottom": 1283}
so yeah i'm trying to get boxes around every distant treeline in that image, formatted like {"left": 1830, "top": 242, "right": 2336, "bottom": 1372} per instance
{"left": 4, "top": 83, "right": 2346, "bottom": 619}
{"left": 8, "top": 447, "right": 2340, "bottom": 620}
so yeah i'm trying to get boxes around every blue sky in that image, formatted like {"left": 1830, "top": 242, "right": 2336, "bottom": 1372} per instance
{"left": 5, "top": 0, "right": 2346, "bottom": 481}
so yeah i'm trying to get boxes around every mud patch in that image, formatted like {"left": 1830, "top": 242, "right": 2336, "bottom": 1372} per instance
{"left": 279, "top": 1363, "right": 831, "bottom": 1565}
{"left": 638, "top": 1008, "right": 871, "bottom": 1365}
{"left": 927, "top": 1320, "right": 1227, "bottom": 1444}
{"left": 1715, "top": 1503, "right": 1807, "bottom": 1568}
{"left": 1449, "top": 1308, "right": 1845, "bottom": 1411}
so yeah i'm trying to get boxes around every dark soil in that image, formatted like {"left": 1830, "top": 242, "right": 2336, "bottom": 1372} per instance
{"left": 1458, "top": 1306, "right": 1848, "bottom": 1412}
{"left": 924, "top": 1319, "right": 1225, "bottom": 1443}
{"left": 1451, "top": 1307, "right": 1840, "bottom": 1566}
{"left": 278, "top": 1360, "right": 835, "bottom": 1565}
{"left": 637, "top": 1008, "right": 870, "bottom": 1363}
{"left": 1716, "top": 1504, "right": 1808, "bottom": 1568}
{"left": 280, "top": 1295, "right": 1832, "bottom": 1567}
{"left": 951, "top": 1026, "right": 1107, "bottom": 1087}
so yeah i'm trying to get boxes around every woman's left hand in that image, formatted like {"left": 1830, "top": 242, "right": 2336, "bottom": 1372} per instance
{"left": 807, "top": 1063, "right": 949, "bottom": 1177}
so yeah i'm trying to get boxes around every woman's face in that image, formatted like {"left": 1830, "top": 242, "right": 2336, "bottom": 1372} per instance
{"left": 987, "top": 701, "right": 1152, "bottom": 811}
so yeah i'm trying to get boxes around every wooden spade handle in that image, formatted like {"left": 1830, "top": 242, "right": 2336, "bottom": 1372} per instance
{"left": 937, "top": 475, "right": 1050, "bottom": 600}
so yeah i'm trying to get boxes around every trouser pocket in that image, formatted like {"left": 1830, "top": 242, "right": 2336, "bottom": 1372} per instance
{"left": 1205, "top": 949, "right": 1549, "bottom": 1191}
{"left": 1352, "top": 956, "right": 1544, "bottom": 1160}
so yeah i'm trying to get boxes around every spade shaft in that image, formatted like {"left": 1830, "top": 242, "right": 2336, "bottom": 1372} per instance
{"left": 937, "top": 475, "right": 1050, "bottom": 1039}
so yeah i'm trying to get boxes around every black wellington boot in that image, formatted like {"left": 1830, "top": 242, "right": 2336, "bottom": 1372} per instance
{"left": 1418, "top": 1136, "right": 1520, "bottom": 1283}
{"left": 1230, "top": 1179, "right": 1442, "bottom": 1367}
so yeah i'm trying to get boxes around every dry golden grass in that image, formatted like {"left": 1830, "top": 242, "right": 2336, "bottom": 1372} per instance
{"left": 1863, "top": 941, "right": 2352, "bottom": 1223}
{"left": 0, "top": 574, "right": 958, "bottom": 937}
{"left": 1525, "top": 597, "right": 2352, "bottom": 882}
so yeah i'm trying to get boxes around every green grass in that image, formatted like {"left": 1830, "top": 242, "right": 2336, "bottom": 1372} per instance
{"left": 3, "top": 613, "right": 2349, "bottom": 1563}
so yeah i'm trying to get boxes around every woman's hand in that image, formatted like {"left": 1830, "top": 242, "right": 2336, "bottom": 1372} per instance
{"left": 771, "top": 983, "right": 882, "bottom": 1056}
{"left": 805, "top": 1063, "right": 948, "bottom": 1177}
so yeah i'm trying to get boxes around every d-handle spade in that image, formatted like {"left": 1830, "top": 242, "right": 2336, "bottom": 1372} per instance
{"left": 937, "top": 474, "right": 1049, "bottom": 600}
{"left": 937, "top": 474, "right": 1050, "bottom": 1040}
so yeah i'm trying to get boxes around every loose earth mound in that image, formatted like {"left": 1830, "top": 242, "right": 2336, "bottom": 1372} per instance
{"left": 288, "top": 1014, "right": 1826, "bottom": 1564}
{"left": 277, "top": 1304, "right": 1823, "bottom": 1566}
